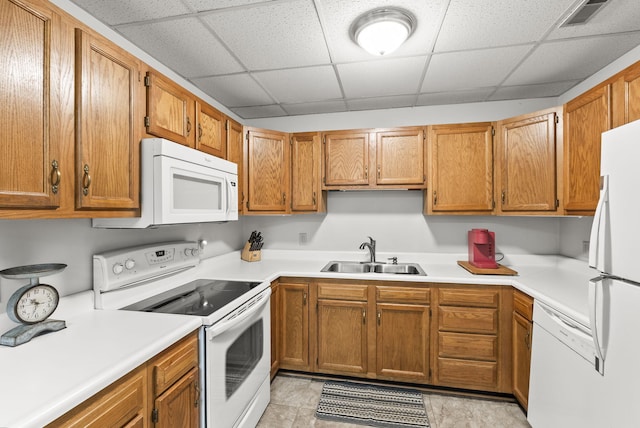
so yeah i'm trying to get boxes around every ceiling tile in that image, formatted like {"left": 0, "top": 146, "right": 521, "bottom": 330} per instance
{"left": 201, "top": 0, "right": 330, "bottom": 70}
{"left": 548, "top": 0, "right": 640, "bottom": 40}
{"left": 434, "top": 0, "right": 576, "bottom": 52}
{"left": 232, "top": 105, "right": 288, "bottom": 119}
{"left": 416, "top": 88, "right": 494, "bottom": 106}
{"left": 71, "top": 0, "right": 191, "bottom": 25}
{"left": 338, "top": 56, "right": 427, "bottom": 99}
{"left": 118, "top": 18, "right": 243, "bottom": 77}
{"left": 422, "top": 45, "right": 532, "bottom": 92}
{"left": 183, "top": 0, "right": 275, "bottom": 12}
{"left": 347, "top": 95, "right": 416, "bottom": 111}
{"left": 192, "top": 74, "right": 274, "bottom": 107}
{"left": 282, "top": 100, "right": 347, "bottom": 116}
{"left": 489, "top": 81, "right": 579, "bottom": 101}
{"left": 318, "top": 0, "right": 449, "bottom": 62}
{"left": 253, "top": 66, "right": 342, "bottom": 103}
{"left": 504, "top": 33, "right": 640, "bottom": 86}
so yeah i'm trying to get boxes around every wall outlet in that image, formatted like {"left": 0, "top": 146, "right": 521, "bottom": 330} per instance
{"left": 299, "top": 232, "right": 308, "bottom": 245}
{"left": 582, "top": 241, "right": 590, "bottom": 252}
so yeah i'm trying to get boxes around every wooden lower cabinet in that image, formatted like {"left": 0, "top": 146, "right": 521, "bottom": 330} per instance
{"left": 47, "top": 331, "right": 199, "bottom": 428}
{"left": 512, "top": 290, "right": 534, "bottom": 410}
{"left": 274, "top": 280, "right": 517, "bottom": 396}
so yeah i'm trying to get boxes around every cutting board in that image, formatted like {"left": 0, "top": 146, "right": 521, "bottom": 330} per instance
{"left": 457, "top": 261, "right": 518, "bottom": 276}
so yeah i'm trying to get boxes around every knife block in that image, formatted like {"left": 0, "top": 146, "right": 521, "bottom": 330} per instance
{"left": 241, "top": 242, "right": 261, "bottom": 262}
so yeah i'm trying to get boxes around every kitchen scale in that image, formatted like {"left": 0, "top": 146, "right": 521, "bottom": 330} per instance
{"left": 0, "top": 263, "right": 67, "bottom": 347}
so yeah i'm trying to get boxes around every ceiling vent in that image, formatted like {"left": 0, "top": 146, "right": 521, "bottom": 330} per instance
{"left": 560, "top": 0, "right": 610, "bottom": 27}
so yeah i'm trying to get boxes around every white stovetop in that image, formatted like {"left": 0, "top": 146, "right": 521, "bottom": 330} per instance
{"left": 0, "top": 249, "right": 596, "bottom": 427}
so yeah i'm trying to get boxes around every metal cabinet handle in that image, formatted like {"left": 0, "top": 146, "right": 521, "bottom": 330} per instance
{"left": 303, "top": 292, "right": 307, "bottom": 306}
{"left": 186, "top": 117, "right": 192, "bottom": 136}
{"left": 282, "top": 192, "right": 286, "bottom": 204}
{"left": 364, "top": 166, "right": 368, "bottom": 179}
{"left": 377, "top": 311, "right": 381, "bottom": 325}
{"left": 501, "top": 190, "right": 506, "bottom": 204}
{"left": 362, "top": 309, "right": 366, "bottom": 324}
{"left": 312, "top": 192, "right": 317, "bottom": 206}
{"left": 82, "top": 164, "right": 91, "bottom": 196}
{"left": 525, "top": 330, "right": 531, "bottom": 350}
{"left": 198, "top": 123, "right": 203, "bottom": 142}
{"left": 50, "top": 160, "right": 60, "bottom": 194}
{"left": 433, "top": 190, "right": 437, "bottom": 206}
{"left": 194, "top": 380, "right": 200, "bottom": 407}
{"left": 377, "top": 165, "right": 381, "bottom": 179}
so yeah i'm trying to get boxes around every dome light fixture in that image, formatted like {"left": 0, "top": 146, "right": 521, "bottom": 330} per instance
{"left": 350, "top": 8, "right": 415, "bottom": 56}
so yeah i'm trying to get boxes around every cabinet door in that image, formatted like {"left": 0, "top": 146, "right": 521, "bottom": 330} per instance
{"left": 270, "top": 281, "right": 280, "bottom": 378}
{"left": 291, "top": 132, "right": 321, "bottom": 212}
{"left": 564, "top": 85, "right": 612, "bottom": 214}
{"left": 376, "top": 303, "right": 430, "bottom": 382}
{"left": 613, "top": 61, "right": 640, "bottom": 127}
{"left": 496, "top": 109, "right": 558, "bottom": 213}
{"left": 226, "top": 118, "right": 244, "bottom": 214}
{"left": 0, "top": 0, "right": 63, "bottom": 208}
{"left": 323, "top": 131, "right": 370, "bottom": 186}
{"left": 317, "top": 299, "right": 368, "bottom": 374}
{"left": 145, "top": 71, "right": 195, "bottom": 147}
{"left": 154, "top": 367, "right": 199, "bottom": 428}
{"left": 376, "top": 128, "right": 425, "bottom": 186}
{"left": 512, "top": 312, "right": 532, "bottom": 410}
{"left": 427, "top": 123, "right": 494, "bottom": 214}
{"left": 246, "top": 128, "right": 290, "bottom": 212}
{"left": 279, "top": 282, "right": 309, "bottom": 370}
{"left": 75, "top": 29, "right": 140, "bottom": 209}
{"left": 196, "top": 101, "right": 225, "bottom": 158}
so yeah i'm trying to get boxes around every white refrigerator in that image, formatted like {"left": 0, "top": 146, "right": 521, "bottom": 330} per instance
{"left": 528, "top": 119, "right": 640, "bottom": 427}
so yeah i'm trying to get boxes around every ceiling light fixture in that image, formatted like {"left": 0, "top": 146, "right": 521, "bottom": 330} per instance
{"left": 350, "top": 8, "right": 415, "bottom": 56}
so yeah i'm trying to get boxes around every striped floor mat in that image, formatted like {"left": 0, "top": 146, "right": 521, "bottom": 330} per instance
{"left": 315, "top": 381, "right": 430, "bottom": 427}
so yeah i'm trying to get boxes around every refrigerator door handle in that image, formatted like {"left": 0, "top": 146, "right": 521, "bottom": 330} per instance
{"left": 589, "top": 175, "right": 609, "bottom": 271}
{"left": 588, "top": 276, "right": 606, "bottom": 375}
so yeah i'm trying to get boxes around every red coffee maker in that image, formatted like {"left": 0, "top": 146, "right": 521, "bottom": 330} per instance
{"left": 468, "top": 229, "right": 498, "bottom": 269}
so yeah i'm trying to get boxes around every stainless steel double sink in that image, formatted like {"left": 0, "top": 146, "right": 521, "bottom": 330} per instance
{"left": 320, "top": 261, "right": 426, "bottom": 276}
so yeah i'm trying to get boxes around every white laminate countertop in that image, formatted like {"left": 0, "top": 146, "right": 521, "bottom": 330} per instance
{"left": 0, "top": 248, "right": 597, "bottom": 427}
{"left": 0, "top": 291, "right": 201, "bottom": 428}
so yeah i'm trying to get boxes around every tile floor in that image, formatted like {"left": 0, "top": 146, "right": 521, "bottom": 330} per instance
{"left": 257, "top": 374, "right": 531, "bottom": 428}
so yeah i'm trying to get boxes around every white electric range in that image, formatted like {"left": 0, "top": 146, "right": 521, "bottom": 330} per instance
{"left": 93, "top": 241, "right": 271, "bottom": 428}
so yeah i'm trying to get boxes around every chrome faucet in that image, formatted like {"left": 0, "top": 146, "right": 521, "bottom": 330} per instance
{"left": 359, "top": 236, "right": 376, "bottom": 263}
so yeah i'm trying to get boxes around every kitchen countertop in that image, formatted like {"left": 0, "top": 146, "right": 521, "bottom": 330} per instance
{"left": 0, "top": 291, "right": 201, "bottom": 428}
{"left": 0, "top": 248, "right": 596, "bottom": 427}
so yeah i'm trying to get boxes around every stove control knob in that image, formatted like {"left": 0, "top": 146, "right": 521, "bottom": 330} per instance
{"left": 191, "top": 248, "right": 200, "bottom": 256}
{"left": 112, "top": 263, "right": 124, "bottom": 275}
{"left": 124, "top": 259, "right": 135, "bottom": 270}
{"left": 184, "top": 248, "right": 193, "bottom": 257}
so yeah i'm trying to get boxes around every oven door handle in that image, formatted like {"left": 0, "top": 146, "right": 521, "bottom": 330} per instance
{"left": 206, "top": 288, "right": 271, "bottom": 339}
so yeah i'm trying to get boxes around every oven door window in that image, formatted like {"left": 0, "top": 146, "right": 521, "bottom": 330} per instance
{"left": 226, "top": 319, "right": 264, "bottom": 399}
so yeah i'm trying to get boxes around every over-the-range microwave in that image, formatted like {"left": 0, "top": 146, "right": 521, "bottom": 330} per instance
{"left": 93, "top": 138, "right": 238, "bottom": 228}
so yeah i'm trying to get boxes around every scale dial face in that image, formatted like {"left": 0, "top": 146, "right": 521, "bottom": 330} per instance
{"left": 7, "top": 284, "right": 60, "bottom": 324}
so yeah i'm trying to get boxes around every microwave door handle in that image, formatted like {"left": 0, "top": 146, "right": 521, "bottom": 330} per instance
{"left": 226, "top": 178, "right": 232, "bottom": 216}
{"left": 589, "top": 175, "right": 609, "bottom": 271}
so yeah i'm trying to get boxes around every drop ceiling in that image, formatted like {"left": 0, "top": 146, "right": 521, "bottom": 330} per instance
{"left": 70, "top": 0, "right": 640, "bottom": 119}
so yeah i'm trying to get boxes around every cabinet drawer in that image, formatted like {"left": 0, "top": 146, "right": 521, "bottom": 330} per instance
{"left": 439, "top": 306, "right": 498, "bottom": 334}
{"left": 47, "top": 366, "right": 146, "bottom": 428}
{"left": 437, "top": 357, "right": 498, "bottom": 390}
{"left": 376, "top": 286, "right": 430, "bottom": 304}
{"left": 439, "top": 288, "right": 499, "bottom": 308}
{"left": 438, "top": 332, "right": 497, "bottom": 361}
{"left": 151, "top": 331, "right": 199, "bottom": 395}
{"left": 317, "top": 283, "right": 368, "bottom": 301}
{"left": 513, "top": 290, "right": 534, "bottom": 321}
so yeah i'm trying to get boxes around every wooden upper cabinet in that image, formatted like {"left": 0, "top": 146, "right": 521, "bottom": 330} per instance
{"left": 496, "top": 108, "right": 560, "bottom": 214}
{"left": 226, "top": 118, "right": 244, "bottom": 214}
{"left": 75, "top": 29, "right": 140, "bottom": 210}
{"left": 376, "top": 128, "right": 426, "bottom": 186}
{"left": 323, "top": 131, "right": 370, "bottom": 187}
{"left": 0, "top": 0, "right": 64, "bottom": 209}
{"left": 291, "top": 132, "right": 322, "bottom": 212}
{"left": 563, "top": 84, "right": 612, "bottom": 214}
{"left": 195, "top": 101, "right": 226, "bottom": 158}
{"left": 145, "top": 70, "right": 195, "bottom": 147}
{"left": 245, "top": 127, "right": 290, "bottom": 213}
{"left": 612, "top": 61, "right": 640, "bottom": 127}
{"left": 427, "top": 123, "right": 494, "bottom": 214}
